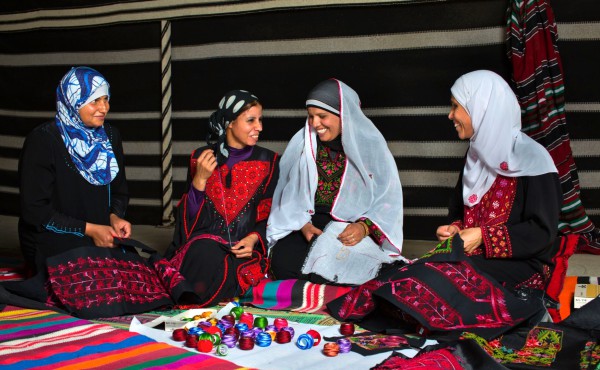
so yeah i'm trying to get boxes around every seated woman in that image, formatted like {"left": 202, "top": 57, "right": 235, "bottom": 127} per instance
{"left": 267, "top": 79, "right": 405, "bottom": 285}
{"left": 5, "top": 67, "right": 190, "bottom": 318}
{"left": 164, "top": 90, "right": 279, "bottom": 306}
{"left": 327, "top": 70, "right": 562, "bottom": 340}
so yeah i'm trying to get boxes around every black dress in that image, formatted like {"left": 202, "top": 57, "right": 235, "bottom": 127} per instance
{"left": 164, "top": 145, "right": 279, "bottom": 306}
{"left": 327, "top": 173, "right": 562, "bottom": 340}
{"left": 18, "top": 121, "right": 128, "bottom": 271}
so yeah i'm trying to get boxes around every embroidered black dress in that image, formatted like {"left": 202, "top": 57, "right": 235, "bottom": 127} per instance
{"left": 328, "top": 172, "right": 562, "bottom": 340}
{"left": 165, "top": 145, "right": 279, "bottom": 306}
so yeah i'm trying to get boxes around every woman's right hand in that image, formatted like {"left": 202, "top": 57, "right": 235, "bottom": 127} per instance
{"left": 436, "top": 224, "right": 459, "bottom": 242}
{"left": 85, "top": 222, "right": 118, "bottom": 247}
{"left": 301, "top": 222, "right": 323, "bottom": 242}
{"left": 192, "top": 149, "right": 218, "bottom": 191}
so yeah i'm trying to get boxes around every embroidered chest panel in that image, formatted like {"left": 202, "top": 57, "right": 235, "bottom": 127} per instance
{"left": 464, "top": 175, "right": 517, "bottom": 228}
{"left": 206, "top": 160, "right": 270, "bottom": 224}
{"left": 315, "top": 145, "right": 346, "bottom": 206}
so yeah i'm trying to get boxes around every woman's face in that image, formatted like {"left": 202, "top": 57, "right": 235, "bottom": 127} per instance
{"left": 307, "top": 107, "right": 341, "bottom": 142}
{"left": 79, "top": 95, "right": 110, "bottom": 128}
{"left": 449, "top": 96, "right": 473, "bottom": 140}
{"left": 226, "top": 104, "right": 263, "bottom": 149}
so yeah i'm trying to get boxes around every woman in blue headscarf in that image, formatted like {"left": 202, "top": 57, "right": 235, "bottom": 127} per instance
{"left": 18, "top": 66, "right": 131, "bottom": 274}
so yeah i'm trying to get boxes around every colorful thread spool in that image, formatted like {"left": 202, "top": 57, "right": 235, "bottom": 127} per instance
{"left": 224, "top": 327, "right": 240, "bottom": 341}
{"left": 222, "top": 314, "right": 236, "bottom": 325}
{"left": 230, "top": 306, "right": 244, "bottom": 320}
{"left": 172, "top": 328, "right": 187, "bottom": 341}
{"left": 339, "top": 322, "right": 355, "bottom": 336}
{"left": 185, "top": 334, "right": 198, "bottom": 348}
{"left": 188, "top": 326, "right": 203, "bottom": 336}
{"left": 255, "top": 331, "right": 272, "bottom": 347}
{"left": 265, "top": 324, "right": 278, "bottom": 332}
{"left": 238, "top": 336, "right": 255, "bottom": 350}
{"left": 282, "top": 326, "right": 295, "bottom": 339}
{"left": 296, "top": 333, "right": 314, "bottom": 350}
{"left": 215, "top": 344, "right": 229, "bottom": 356}
{"left": 253, "top": 316, "right": 268, "bottom": 329}
{"left": 204, "top": 325, "right": 222, "bottom": 337}
{"left": 273, "top": 318, "right": 288, "bottom": 330}
{"left": 275, "top": 330, "right": 292, "bottom": 344}
{"left": 306, "top": 329, "right": 321, "bottom": 346}
{"left": 322, "top": 343, "right": 340, "bottom": 357}
{"left": 235, "top": 322, "right": 249, "bottom": 332}
{"left": 197, "top": 339, "right": 213, "bottom": 353}
{"left": 337, "top": 338, "right": 351, "bottom": 353}
{"left": 239, "top": 312, "right": 254, "bottom": 326}
{"left": 222, "top": 334, "right": 238, "bottom": 348}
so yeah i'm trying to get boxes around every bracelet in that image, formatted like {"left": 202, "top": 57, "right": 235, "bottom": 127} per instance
{"left": 357, "top": 221, "right": 369, "bottom": 237}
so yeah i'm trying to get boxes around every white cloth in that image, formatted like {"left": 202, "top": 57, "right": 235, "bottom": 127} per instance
{"left": 302, "top": 221, "right": 397, "bottom": 285}
{"left": 267, "top": 79, "right": 404, "bottom": 256}
{"left": 450, "top": 70, "right": 557, "bottom": 206}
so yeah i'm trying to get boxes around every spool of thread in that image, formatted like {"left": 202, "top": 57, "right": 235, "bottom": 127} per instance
{"left": 273, "top": 318, "right": 288, "bottom": 330}
{"left": 282, "top": 326, "right": 295, "bottom": 339}
{"left": 238, "top": 336, "right": 255, "bottom": 350}
{"left": 322, "top": 343, "right": 340, "bottom": 357}
{"left": 253, "top": 316, "right": 268, "bottom": 329}
{"left": 239, "top": 312, "right": 254, "bottom": 326}
{"left": 222, "top": 334, "right": 238, "bottom": 348}
{"left": 275, "top": 330, "right": 291, "bottom": 344}
{"left": 235, "top": 322, "right": 249, "bottom": 332}
{"left": 240, "top": 329, "right": 255, "bottom": 339}
{"left": 224, "top": 327, "right": 240, "bottom": 341}
{"left": 339, "top": 322, "right": 355, "bottom": 336}
{"left": 172, "top": 328, "right": 187, "bottom": 341}
{"left": 204, "top": 325, "right": 222, "bottom": 337}
{"left": 265, "top": 330, "right": 277, "bottom": 341}
{"left": 198, "top": 321, "right": 212, "bottom": 329}
{"left": 197, "top": 339, "right": 213, "bottom": 353}
{"left": 218, "top": 318, "right": 233, "bottom": 329}
{"left": 265, "top": 324, "right": 278, "bottom": 332}
{"left": 337, "top": 338, "right": 351, "bottom": 353}
{"left": 296, "top": 333, "right": 314, "bottom": 350}
{"left": 185, "top": 334, "right": 198, "bottom": 348}
{"left": 215, "top": 344, "right": 229, "bottom": 356}
{"left": 222, "top": 314, "right": 236, "bottom": 325}
{"left": 230, "top": 306, "right": 244, "bottom": 320}
{"left": 306, "top": 329, "right": 321, "bottom": 346}
{"left": 188, "top": 326, "right": 203, "bottom": 336}
{"left": 255, "top": 331, "right": 272, "bottom": 347}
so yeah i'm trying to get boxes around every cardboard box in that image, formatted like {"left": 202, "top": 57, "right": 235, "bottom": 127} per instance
{"left": 573, "top": 283, "right": 600, "bottom": 309}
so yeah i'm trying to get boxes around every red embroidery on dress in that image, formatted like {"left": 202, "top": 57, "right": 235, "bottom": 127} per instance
{"left": 371, "top": 348, "right": 463, "bottom": 370}
{"left": 468, "top": 194, "right": 478, "bottom": 204}
{"left": 483, "top": 225, "right": 512, "bottom": 258}
{"left": 206, "top": 161, "right": 270, "bottom": 225}
{"left": 500, "top": 161, "right": 509, "bottom": 171}
{"left": 256, "top": 198, "right": 272, "bottom": 222}
{"left": 336, "top": 279, "right": 386, "bottom": 320}
{"left": 514, "top": 272, "right": 546, "bottom": 290}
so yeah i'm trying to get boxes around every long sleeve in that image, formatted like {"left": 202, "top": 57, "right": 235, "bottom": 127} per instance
{"left": 19, "top": 126, "right": 86, "bottom": 236}
{"left": 482, "top": 173, "right": 561, "bottom": 260}
{"left": 107, "top": 125, "right": 129, "bottom": 219}
{"left": 250, "top": 153, "right": 280, "bottom": 255}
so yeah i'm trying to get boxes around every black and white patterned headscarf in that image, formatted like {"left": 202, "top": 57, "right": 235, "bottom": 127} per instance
{"left": 207, "top": 89, "right": 259, "bottom": 165}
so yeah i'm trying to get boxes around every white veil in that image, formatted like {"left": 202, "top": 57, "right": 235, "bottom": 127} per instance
{"left": 267, "top": 80, "right": 404, "bottom": 255}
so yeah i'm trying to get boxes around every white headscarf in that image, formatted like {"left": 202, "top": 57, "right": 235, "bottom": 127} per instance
{"left": 451, "top": 70, "right": 557, "bottom": 206}
{"left": 267, "top": 79, "right": 404, "bottom": 254}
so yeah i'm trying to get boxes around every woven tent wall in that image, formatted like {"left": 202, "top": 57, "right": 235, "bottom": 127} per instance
{"left": 1, "top": 0, "right": 598, "bottom": 240}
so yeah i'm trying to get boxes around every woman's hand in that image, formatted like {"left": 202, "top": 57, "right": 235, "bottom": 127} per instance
{"left": 338, "top": 222, "right": 367, "bottom": 246}
{"left": 301, "top": 222, "right": 322, "bottom": 242}
{"left": 85, "top": 222, "right": 117, "bottom": 247}
{"left": 436, "top": 224, "right": 459, "bottom": 242}
{"left": 231, "top": 234, "right": 259, "bottom": 259}
{"left": 110, "top": 213, "right": 131, "bottom": 238}
{"left": 459, "top": 227, "right": 483, "bottom": 254}
{"left": 192, "top": 149, "right": 218, "bottom": 191}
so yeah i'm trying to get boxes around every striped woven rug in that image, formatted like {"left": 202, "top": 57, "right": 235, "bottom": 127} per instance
{"left": 0, "top": 306, "right": 247, "bottom": 369}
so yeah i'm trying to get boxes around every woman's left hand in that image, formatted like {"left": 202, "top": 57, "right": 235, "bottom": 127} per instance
{"left": 458, "top": 227, "right": 482, "bottom": 254}
{"left": 231, "top": 234, "right": 258, "bottom": 259}
{"left": 338, "top": 222, "right": 367, "bottom": 246}
{"left": 110, "top": 213, "right": 132, "bottom": 238}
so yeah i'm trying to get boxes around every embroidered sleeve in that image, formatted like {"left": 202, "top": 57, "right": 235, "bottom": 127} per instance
{"left": 451, "top": 220, "right": 464, "bottom": 230}
{"left": 359, "top": 217, "right": 387, "bottom": 246}
{"left": 481, "top": 225, "right": 513, "bottom": 258}
{"left": 107, "top": 126, "right": 129, "bottom": 219}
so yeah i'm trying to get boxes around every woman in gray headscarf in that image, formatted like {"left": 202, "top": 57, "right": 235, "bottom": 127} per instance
{"left": 267, "top": 79, "right": 405, "bottom": 285}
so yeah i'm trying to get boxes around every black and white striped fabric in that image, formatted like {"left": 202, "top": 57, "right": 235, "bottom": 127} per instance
{"left": 1, "top": 0, "right": 598, "bottom": 240}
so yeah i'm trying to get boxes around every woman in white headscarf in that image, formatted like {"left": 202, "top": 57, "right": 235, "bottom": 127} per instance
{"left": 267, "top": 79, "right": 405, "bottom": 285}
{"left": 327, "top": 70, "right": 562, "bottom": 340}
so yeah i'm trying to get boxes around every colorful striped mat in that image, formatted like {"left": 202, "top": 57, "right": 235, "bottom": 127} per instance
{"left": 0, "top": 305, "right": 249, "bottom": 369}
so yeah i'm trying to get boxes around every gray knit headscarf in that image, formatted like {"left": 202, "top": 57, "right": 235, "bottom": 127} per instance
{"left": 305, "top": 79, "right": 340, "bottom": 116}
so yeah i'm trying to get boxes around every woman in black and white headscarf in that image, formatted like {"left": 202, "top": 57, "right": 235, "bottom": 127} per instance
{"left": 267, "top": 79, "right": 405, "bottom": 285}
{"left": 165, "top": 90, "right": 279, "bottom": 306}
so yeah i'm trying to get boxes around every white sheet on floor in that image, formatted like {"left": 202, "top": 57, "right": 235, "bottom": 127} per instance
{"left": 130, "top": 316, "right": 436, "bottom": 370}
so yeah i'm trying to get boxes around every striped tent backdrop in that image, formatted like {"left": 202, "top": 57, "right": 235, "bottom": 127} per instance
{"left": 0, "top": 0, "right": 598, "bottom": 241}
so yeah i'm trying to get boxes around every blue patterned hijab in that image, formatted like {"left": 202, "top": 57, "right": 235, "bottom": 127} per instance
{"left": 55, "top": 67, "right": 119, "bottom": 185}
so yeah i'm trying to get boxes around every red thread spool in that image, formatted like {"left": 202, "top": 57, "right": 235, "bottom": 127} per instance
{"left": 224, "top": 327, "right": 240, "bottom": 341}
{"left": 275, "top": 329, "right": 291, "bottom": 344}
{"left": 339, "top": 322, "right": 355, "bottom": 336}
{"left": 238, "top": 336, "right": 255, "bottom": 350}
{"left": 273, "top": 318, "right": 288, "bottom": 330}
{"left": 306, "top": 329, "right": 321, "bottom": 346}
{"left": 197, "top": 339, "right": 213, "bottom": 353}
{"left": 323, "top": 342, "right": 340, "bottom": 357}
{"left": 240, "top": 312, "right": 254, "bottom": 326}
{"left": 204, "top": 325, "right": 222, "bottom": 337}
{"left": 185, "top": 334, "right": 198, "bottom": 348}
{"left": 172, "top": 328, "right": 187, "bottom": 341}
